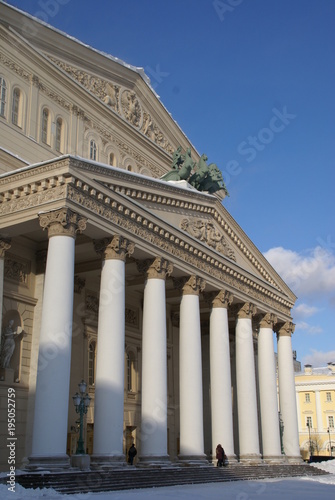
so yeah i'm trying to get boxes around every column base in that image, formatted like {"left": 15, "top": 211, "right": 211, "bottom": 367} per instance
{"left": 262, "top": 454, "right": 286, "bottom": 464}
{"left": 26, "top": 454, "right": 70, "bottom": 471}
{"left": 286, "top": 455, "right": 304, "bottom": 464}
{"left": 178, "top": 454, "right": 209, "bottom": 466}
{"left": 137, "top": 454, "right": 171, "bottom": 468}
{"left": 71, "top": 454, "right": 90, "bottom": 470}
{"left": 90, "top": 453, "right": 126, "bottom": 469}
{"left": 239, "top": 453, "right": 263, "bottom": 465}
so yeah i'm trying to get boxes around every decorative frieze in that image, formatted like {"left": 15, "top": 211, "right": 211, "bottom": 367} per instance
{"left": 4, "top": 253, "right": 30, "bottom": 286}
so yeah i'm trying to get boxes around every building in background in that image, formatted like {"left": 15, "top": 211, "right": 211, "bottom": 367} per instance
{"left": 0, "top": 3, "right": 301, "bottom": 471}
{"left": 295, "top": 363, "right": 335, "bottom": 461}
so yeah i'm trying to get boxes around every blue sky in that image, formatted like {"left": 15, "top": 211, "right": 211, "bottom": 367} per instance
{"left": 4, "top": 0, "right": 335, "bottom": 367}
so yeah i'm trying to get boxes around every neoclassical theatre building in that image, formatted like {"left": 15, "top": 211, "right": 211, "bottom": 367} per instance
{"left": 0, "top": 3, "right": 301, "bottom": 471}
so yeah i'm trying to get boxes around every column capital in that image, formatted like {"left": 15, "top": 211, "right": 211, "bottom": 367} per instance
{"left": 207, "top": 290, "right": 233, "bottom": 309}
{"left": 256, "top": 312, "right": 278, "bottom": 329}
{"left": 182, "top": 275, "right": 206, "bottom": 296}
{"left": 233, "top": 302, "right": 257, "bottom": 319}
{"left": 39, "top": 208, "right": 87, "bottom": 238}
{"left": 146, "top": 257, "right": 173, "bottom": 280}
{"left": 0, "top": 237, "right": 11, "bottom": 258}
{"left": 94, "top": 235, "right": 135, "bottom": 261}
{"left": 275, "top": 321, "right": 295, "bottom": 337}
{"left": 137, "top": 257, "right": 173, "bottom": 279}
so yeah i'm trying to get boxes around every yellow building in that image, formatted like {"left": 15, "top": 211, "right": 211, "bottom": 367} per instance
{"left": 295, "top": 363, "right": 335, "bottom": 461}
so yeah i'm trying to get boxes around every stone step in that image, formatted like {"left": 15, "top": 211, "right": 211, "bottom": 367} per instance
{"left": 3, "top": 464, "right": 329, "bottom": 495}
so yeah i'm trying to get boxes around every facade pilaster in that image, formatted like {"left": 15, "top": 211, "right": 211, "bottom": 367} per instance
{"left": 28, "top": 208, "right": 87, "bottom": 469}
{"left": 257, "top": 313, "right": 283, "bottom": 463}
{"left": 235, "top": 302, "right": 262, "bottom": 464}
{"left": 276, "top": 322, "right": 302, "bottom": 463}
{"left": 91, "top": 235, "right": 134, "bottom": 468}
{"left": 179, "top": 275, "right": 207, "bottom": 464}
{"left": 139, "top": 257, "right": 173, "bottom": 466}
{"left": 0, "top": 237, "right": 11, "bottom": 343}
{"left": 209, "top": 290, "right": 237, "bottom": 463}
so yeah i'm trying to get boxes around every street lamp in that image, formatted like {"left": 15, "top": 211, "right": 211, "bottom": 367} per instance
{"left": 327, "top": 428, "right": 332, "bottom": 457}
{"left": 278, "top": 412, "right": 285, "bottom": 454}
{"left": 72, "top": 380, "right": 91, "bottom": 455}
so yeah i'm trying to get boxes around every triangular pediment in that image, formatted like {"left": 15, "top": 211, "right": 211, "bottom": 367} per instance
{"left": 69, "top": 158, "right": 296, "bottom": 304}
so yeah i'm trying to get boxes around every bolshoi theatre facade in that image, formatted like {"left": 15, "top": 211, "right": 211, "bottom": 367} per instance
{"left": 0, "top": 3, "right": 301, "bottom": 471}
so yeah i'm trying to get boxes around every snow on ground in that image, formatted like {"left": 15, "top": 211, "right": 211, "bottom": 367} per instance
{"left": 1, "top": 461, "right": 335, "bottom": 500}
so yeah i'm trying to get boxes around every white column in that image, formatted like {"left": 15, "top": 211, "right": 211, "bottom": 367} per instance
{"left": 209, "top": 290, "right": 237, "bottom": 463}
{"left": 91, "top": 236, "right": 134, "bottom": 467}
{"left": 140, "top": 257, "right": 173, "bottom": 465}
{"left": 0, "top": 238, "right": 11, "bottom": 343}
{"left": 235, "top": 303, "right": 261, "bottom": 464}
{"left": 179, "top": 275, "right": 207, "bottom": 463}
{"left": 277, "top": 322, "right": 302, "bottom": 462}
{"left": 29, "top": 208, "right": 86, "bottom": 469}
{"left": 257, "top": 313, "right": 283, "bottom": 463}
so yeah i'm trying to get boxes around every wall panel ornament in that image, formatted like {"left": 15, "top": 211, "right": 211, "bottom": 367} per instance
{"left": 48, "top": 57, "right": 174, "bottom": 154}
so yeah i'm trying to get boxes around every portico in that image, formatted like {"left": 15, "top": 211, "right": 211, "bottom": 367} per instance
{"left": 0, "top": 155, "right": 300, "bottom": 470}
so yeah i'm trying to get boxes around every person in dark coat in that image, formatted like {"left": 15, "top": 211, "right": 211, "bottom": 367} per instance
{"left": 128, "top": 443, "right": 137, "bottom": 465}
{"left": 216, "top": 443, "right": 224, "bottom": 467}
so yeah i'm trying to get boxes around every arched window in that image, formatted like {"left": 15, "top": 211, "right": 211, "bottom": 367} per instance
{"left": 0, "top": 77, "right": 7, "bottom": 117}
{"left": 41, "top": 108, "right": 49, "bottom": 144}
{"left": 11, "top": 88, "right": 21, "bottom": 126}
{"left": 88, "top": 341, "right": 96, "bottom": 386}
{"left": 89, "top": 139, "right": 97, "bottom": 161}
{"left": 55, "top": 117, "right": 63, "bottom": 152}
{"left": 127, "top": 351, "right": 136, "bottom": 392}
{"left": 126, "top": 165, "right": 132, "bottom": 172}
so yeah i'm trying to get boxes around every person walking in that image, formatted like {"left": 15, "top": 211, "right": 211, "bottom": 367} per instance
{"left": 128, "top": 443, "right": 137, "bottom": 465}
{"left": 216, "top": 443, "right": 224, "bottom": 467}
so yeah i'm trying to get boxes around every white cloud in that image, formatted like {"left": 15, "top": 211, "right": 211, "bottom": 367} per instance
{"left": 263, "top": 246, "right": 335, "bottom": 298}
{"left": 302, "top": 349, "right": 335, "bottom": 368}
{"left": 293, "top": 303, "right": 319, "bottom": 318}
{"left": 295, "top": 321, "right": 323, "bottom": 335}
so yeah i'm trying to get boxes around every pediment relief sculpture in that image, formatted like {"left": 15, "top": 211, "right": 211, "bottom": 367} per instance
{"left": 47, "top": 57, "right": 174, "bottom": 154}
{"left": 180, "top": 218, "right": 236, "bottom": 262}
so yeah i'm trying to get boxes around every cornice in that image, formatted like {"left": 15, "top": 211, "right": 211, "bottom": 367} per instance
{"left": 0, "top": 159, "right": 294, "bottom": 316}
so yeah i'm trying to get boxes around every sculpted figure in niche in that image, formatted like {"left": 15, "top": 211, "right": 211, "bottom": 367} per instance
{"left": 0, "top": 319, "right": 25, "bottom": 369}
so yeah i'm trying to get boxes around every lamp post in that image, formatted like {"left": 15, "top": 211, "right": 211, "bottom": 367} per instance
{"left": 72, "top": 380, "right": 91, "bottom": 455}
{"left": 327, "top": 427, "right": 332, "bottom": 457}
{"left": 307, "top": 421, "right": 313, "bottom": 460}
{"left": 278, "top": 411, "right": 285, "bottom": 454}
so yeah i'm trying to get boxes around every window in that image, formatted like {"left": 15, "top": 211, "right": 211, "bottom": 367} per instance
{"left": 326, "top": 392, "right": 332, "bottom": 402}
{"left": 329, "top": 416, "right": 334, "bottom": 429}
{"left": 306, "top": 416, "right": 312, "bottom": 428}
{"left": 55, "top": 117, "right": 63, "bottom": 152}
{"left": 41, "top": 108, "right": 49, "bottom": 144}
{"left": 89, "top": 139, "right": 97, "bottom": 161}
{"left": 305, "top": 393, "right": 310, "bottom": 403}
{"left": 11, "top": 88, "right": 20, "bottom": 126}
{"left": 88, "top": 341, "right": 96, "bottom": 386}
{"left": 0, "top": 77, "right": 7, "bottom": 117}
